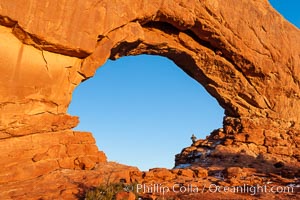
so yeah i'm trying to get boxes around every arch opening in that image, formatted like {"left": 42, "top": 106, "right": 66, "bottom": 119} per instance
{"left": 68, "top": 54, "right": 224, "bottom": 171}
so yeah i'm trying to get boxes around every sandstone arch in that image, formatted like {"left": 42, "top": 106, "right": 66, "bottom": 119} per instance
{"left": 0, "top": 0, "right": 299, "bottom": 198}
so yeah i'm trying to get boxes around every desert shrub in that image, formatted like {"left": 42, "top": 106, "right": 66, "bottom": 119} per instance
{"left": 85, "top": 182, "right": 139, "bottom": 200}
{"left": 85, "top": 183, "right": 124, "bottom": 200}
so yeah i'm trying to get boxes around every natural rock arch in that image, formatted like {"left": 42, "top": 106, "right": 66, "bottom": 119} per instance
{"left": 0, "top": 0, "right": 299, "bottom": 198}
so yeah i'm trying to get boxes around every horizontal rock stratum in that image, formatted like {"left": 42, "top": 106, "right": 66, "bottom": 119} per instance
{"left": 0, "top": 0, "right": 299, "bottom": 199}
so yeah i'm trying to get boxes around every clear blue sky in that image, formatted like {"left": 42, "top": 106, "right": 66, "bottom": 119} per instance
{"left": 68, "top": 1, "right": 300, "bottom": 171}
{"left": 269, "top": 0, "right": 300, "bottom": 28}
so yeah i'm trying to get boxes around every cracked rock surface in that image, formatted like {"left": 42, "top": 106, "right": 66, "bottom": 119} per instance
{"left": 0, "top": 0, "right": 299, "bottom": 199}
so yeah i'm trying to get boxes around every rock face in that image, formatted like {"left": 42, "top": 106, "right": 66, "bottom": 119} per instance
{"left": 0, "top": 0, "right": 299, "bottom": 199}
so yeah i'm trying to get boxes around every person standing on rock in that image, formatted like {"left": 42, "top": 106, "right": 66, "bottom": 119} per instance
{"left": 191, "top": 134, "right": 197, "bottom": 144}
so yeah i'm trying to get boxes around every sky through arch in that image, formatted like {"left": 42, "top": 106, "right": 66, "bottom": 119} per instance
{"left": 68, "top": 55, "right": 224, "bottom": 171}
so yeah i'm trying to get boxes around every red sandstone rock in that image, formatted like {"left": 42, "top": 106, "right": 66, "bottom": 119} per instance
{"left": 225, "top": 167, "right": 244, "bottom": 179}
{"left": 193, "top": 167, "right": 208, "bottom": 178}
{"left": 115, "top": 191, "right": 136, "bottom": 200}
{"left": 174, "top": 168, "right": 195, "bottom": 178}
{"left": 145, "top": 168, "right": 176, "bottom": 181}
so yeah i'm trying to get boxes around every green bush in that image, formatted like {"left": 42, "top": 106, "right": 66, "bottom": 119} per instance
{"left": 85, "top": 182, "right": 140, "bottom": 200}
{"left": 85, "top": 183, "right": 125, "bottom": 200}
